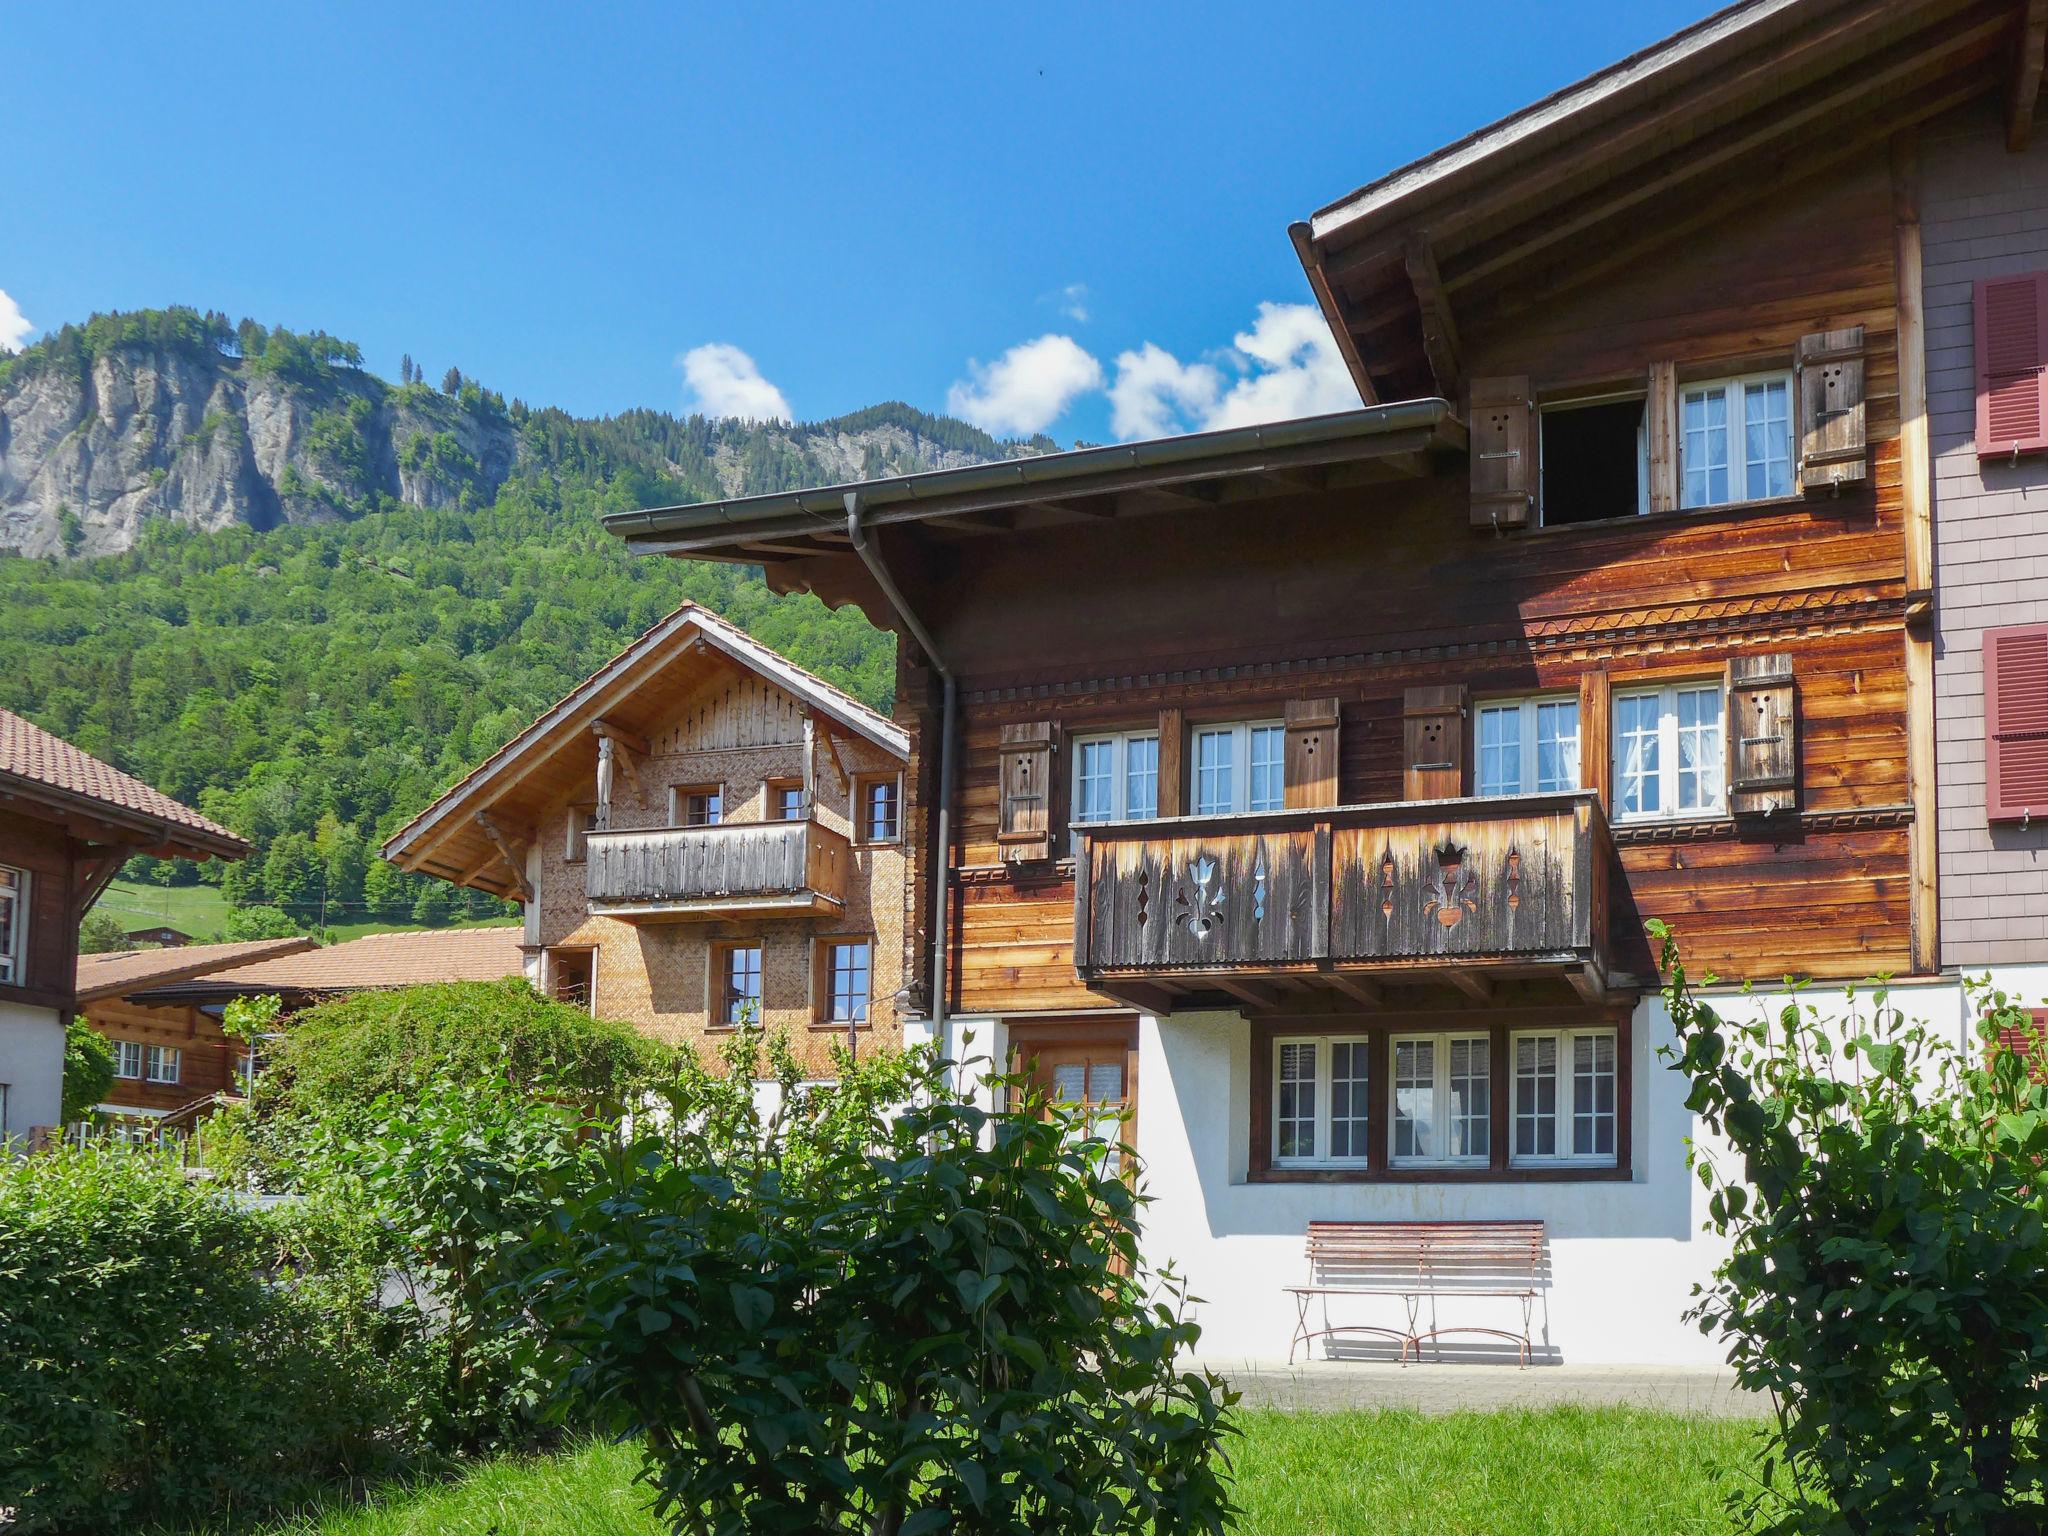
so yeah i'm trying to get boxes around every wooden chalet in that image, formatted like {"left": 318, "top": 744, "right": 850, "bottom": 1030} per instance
{"left": 0, "top": 710, "right": 248, "bottom": 1147}
{"left": 383, "top": 603, "right": 909, "bottom": 1075}
{"left": 601, "top": 0, "right": 2048, "bottom": 1363}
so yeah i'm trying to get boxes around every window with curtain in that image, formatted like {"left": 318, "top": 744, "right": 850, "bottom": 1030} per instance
{"left": 1474, "top": 696, "right": 1581, "bottom": 797}
{"left": 1612, "top": 684, "right": 1724, "bottom": 822}
{"left": 1680, "top": 372, "right": 1793, "bottom": 508}
{"left": 1390, "top": 1032, "right": 1491, "bottom": 1167}
{"left": 1191, "top": 721, "right": 1285, "bottom": 815}
{"left": 1512, "top": 1028, "right": 1618, "bottom": 1165}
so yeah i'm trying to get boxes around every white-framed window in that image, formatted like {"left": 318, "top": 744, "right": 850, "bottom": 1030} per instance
{"left": 0, "top": 864, "right": 23, "bottom": 986}
{"left": 1271, "top": 1036, "right": 1372, "bottom": 1168}
{"left": 144, "top": 1046, "right": 182, "bottom": 1085}
{"left": 1474, "top": 696, "right": 1581, "bottom": 798}
{"left": 1071, "top": 730, "right": 1159, "bottom": 824}
{"left": 860, "top": 776, "right": 901, "bottom": 843}
{"left": 1390, "top": 1032, "right": 1491, "bottom": 1168}
{"left": 1680, "top": 372, "right": 1794, "bottom": 509}
{"left": 1611, "top": 683, "right": 1725, "bottom": 822}
{"left": 1191, "top": 720, "right": 1285, "bottom": 816}
{"left": 114, "top": 1040, "right": 145, "bottom": 1080}
{"left": 822, "top": 939, "right": 871, "bottom": 1025}
{"left": 1512, "top": 1028, "right": 1619, "bottom": 1166}
{"left": 769, "top": 783, "right": 805, "bottom": 821}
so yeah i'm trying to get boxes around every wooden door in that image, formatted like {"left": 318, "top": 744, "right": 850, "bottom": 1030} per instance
{"left": 1011, "top": 1019, "right": 1138, "bottom": 1169}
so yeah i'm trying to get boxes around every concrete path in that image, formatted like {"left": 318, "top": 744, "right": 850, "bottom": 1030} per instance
{"left": 1198, "top": 1358, "right": 1771, "bottom": 1419}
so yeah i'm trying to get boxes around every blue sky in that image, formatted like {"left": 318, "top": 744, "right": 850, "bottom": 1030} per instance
{"left": 3, "top": 1, "right": 1707, "bottom": 445}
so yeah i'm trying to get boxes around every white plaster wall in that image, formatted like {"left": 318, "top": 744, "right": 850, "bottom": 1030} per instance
{"left": 939, "top": 977, "right": 1996, "bottom": 1367}
{"left": 0, "top": 999, "right": 66, "bottom": 1150}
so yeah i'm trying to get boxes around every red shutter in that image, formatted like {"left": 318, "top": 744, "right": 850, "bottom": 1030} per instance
{"left": 1986, "top": 624, "right": 2048, "bottom": 824}
{"left": 1990, "top": 1008, "right": 2048, "bottom": 1083}
{"left": 1976, "top": 273, "right": 2048, "bottom": 458}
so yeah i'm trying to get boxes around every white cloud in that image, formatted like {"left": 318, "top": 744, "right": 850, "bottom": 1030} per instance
{"left": 1057, "top": 283, "right": 1091, "bottom": 323}
{"left": 946, "top": 334, "right": 1103, "bottom": 437}
{"left": 0, "top": 290, "right": 33, "bottom": 354}
{"left": 1108, "top": 342, "right": 1221, "bottom": 441}
{"left": 676, "top": 341, "right": 792, "bottom": 423}
{"left": 1105, "top": 302, "right": 1362, "bottom": 441}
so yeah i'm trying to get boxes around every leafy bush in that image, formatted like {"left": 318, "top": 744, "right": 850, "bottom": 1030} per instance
{"left": 512, "top": 1032, "right": 1236, "bottom": 1536}
{"left": 60, "top": 1019, "right": 114, "bottom": 1124}
{"left": 0, "top": 1147, "right": 421, "bottom": 1532}
{"left": 257, "top": 977, "right": 672, "bottom": 1135}
{"left": 1659, "top": 919, "right": 2048, "bottom": 1534}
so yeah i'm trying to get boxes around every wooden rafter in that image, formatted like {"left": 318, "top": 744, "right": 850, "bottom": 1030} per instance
{"left": 2012, "top": 0, "right": 2048, "bottom": 149}
{"left": 1290, "top": 221, "right": 1382, "bottom": 407}
{"left": 472, "top": 811, "right": 535, "bottom": 903}
{"left": 1215, "top": 977, "right": 1284, "bottom": 1012}
{"left": 1324, "top": 971, "right": 1385, "bottom": 1008}
{"left": 1403, "top": 234, "right": 1462, "bottom": 399}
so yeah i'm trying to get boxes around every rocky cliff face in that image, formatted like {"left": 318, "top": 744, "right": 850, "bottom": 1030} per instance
{"left": 0, "top": 315, "right": 1047, "bottom": 558}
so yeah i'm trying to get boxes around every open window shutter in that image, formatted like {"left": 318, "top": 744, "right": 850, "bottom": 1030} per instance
{"left": 1156, "top": 708, "right": 1185, "bottom": 818}
{"left": 1985, "top": 624, "right": 2048, "bottom": 824}
{"left": 1469, "top": 376, "right": 1533, "bottom": 530}
{"left": 1727, "top": 653, "right": 1797, "bottom": 816}
{"left": 1976, "top": 273, "right": 2048, "bottom": 458}
{"left": 1283, "top": 697, "right": 1340, "bottom": 809}
{"left": 997, "top": 721, "right": 1055, "bottom": 862}
{"left": 1402, "top": 685, "right": 1465, "bottom": 800}
{"left": 1796, "top": 327, "right": 1866, "bottom": 490}
{"left": 1990, "top": 1008, "right": 2048, "bottom": 1083}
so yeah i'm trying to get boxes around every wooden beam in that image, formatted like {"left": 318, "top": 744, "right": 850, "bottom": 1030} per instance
{"left": 814, "top": 715, "right": 851, "bottom": 790}
{"left": 925, "top": 509, "right": 1018, "bottom": 534}
{"left": 1439, "top": 969, "right": 1493, "bottom": 1004}
{"left": 1567, "top": 962, "right": 1608, "bottom": 1006}
{"left": 70, "top": 848, "right": 128, "bottom": 925}
{"left": 1104, "top": 979, "right": 1181, "bottom": 1017}
{"left": 2013, "top": 0, "right": 2048, "bottom": 150}
{"left": 1290, "top": 221, "right": 1381, "bottom": 407}
{"left": 1404, "top": 234, "right": 1463, "bottom": 399}
{"left": 1324, "top": 971, "right": 1385, "bottom": 1008}
{"left": 591, "top": 719, "right": 651, "bottom": 756}
{"left": 1215, "top": 977, "right": 1284, "bottom": 1012}
{"left": 1895, "top": 129, "right": 1941, "bottom": 974}
{"left": 473, "top": 812, "right": 534, "bottom": 903}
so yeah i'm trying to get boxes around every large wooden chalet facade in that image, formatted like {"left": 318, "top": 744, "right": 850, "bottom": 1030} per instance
{"left": 604, "top": 0, "right": 2048, "bottom": 1362}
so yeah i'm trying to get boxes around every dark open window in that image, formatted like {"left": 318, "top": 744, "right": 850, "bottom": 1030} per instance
{"left": 1540, "top": 397, "right": 1646, "bottom": 525}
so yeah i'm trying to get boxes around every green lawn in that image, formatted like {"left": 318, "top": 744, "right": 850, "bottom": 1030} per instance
{"left": 224, "top": 1408, "right": 1760, "bottom": 1536}
{"left": 91, "top": 879, "right": 518, "bottom": 945}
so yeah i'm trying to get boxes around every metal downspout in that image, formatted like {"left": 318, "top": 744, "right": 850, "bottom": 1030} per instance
{"left": 845, "top": 491, "right": 956, "bottom": 1060}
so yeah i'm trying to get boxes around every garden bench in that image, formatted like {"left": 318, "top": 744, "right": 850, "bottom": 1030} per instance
{"left": 1285, "top": 1219, "right": 1547, "bottom": 1366}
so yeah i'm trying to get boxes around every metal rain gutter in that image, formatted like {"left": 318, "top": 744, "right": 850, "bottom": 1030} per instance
{"left": 843, "top": 490, "right": 956, "bottom": 1066}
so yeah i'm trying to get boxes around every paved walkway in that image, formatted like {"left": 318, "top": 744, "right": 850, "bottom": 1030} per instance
{"left": 1198, "top": 1358, "right": 1770, "bottom": 1418}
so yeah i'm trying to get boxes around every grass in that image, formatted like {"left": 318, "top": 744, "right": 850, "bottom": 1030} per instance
{"left": 91, "top": 878, "right": 518, "bottom": 945}
{"left": 222, "top": 1408, "right": 1762, "bottom": 1536}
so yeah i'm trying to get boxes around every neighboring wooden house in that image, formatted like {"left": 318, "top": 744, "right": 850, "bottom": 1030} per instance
{"left": 602, "top": 0, "right": 2044, "bottom": 1363}
{"left": 74, "top": 937, "right": 318, "bottom": 1131}
{"left": 382, "top": 604, "right": 909, "bottom": 1075}
{"left": 123, "top": 925, "right": 194, "bottom": 948}
{"left": 0, "top": 710, "right": 248, "bottom": 1147}
{"left": 89, "top": 927, "right": 526, "bottom": 1137}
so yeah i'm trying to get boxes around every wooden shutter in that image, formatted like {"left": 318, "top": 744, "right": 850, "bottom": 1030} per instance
{"left": 1727, "top": 653, "right": 1797, "bottom": 816}
{"left": 1796, "top": 326, "right": 1867, "bottom": 490}
{"left": 1156, "top": 708, "right": 1185, "bottom": 819}
{"left": 1976, "top": 273, "right": 2048, "bottom": 458}
{"left": 1283, "top": 697, "right": 1340, "bottom": 809}
{"left": 1985, "top": 624, "right": 2048, "bottom": 824}
{"left": 1646, "top": 361, "right": 1679, "bottom": 514}
{"left": 997, "top": 721, "right": 1055, "bottom": 862}
{"left": 1990, "top": 1008, "right": 2048, "bottom": 1083}
{"left": 1469, "top": 376, "right": 1533, "bottom": 530}
{"left": 1402, "top": 685, "right": 1465, "bottom": 800}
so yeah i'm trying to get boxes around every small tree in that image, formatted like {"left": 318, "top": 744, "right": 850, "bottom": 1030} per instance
{"left": 61, "top": 1021, "right": 115, "bottom": 1125}
{"left": 1659, "top": 919, "right": 2048, "bottom": 1534}
{"left": 512, "top": 1033, "right": 1236, "bottom": 1536}
{"left": 77, "top": 911, "right": 129, "bottom": 954}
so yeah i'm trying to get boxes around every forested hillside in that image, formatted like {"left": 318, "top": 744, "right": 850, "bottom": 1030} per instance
{"left": 0, "top": 308, "right": 1045, "bottom": 934}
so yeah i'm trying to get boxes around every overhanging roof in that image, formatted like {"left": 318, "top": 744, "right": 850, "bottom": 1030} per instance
{"left": 382, "top": 602, "right": 907, "bottom": 898}
{"left": 602, "top": 402, "right": 1463, "bottom": 564}
{"left": 1294, "top": 0, "right": 2038, "bottom": 403}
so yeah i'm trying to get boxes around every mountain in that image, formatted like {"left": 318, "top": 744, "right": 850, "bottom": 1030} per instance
{"left": 0, "top": 307, "right": 1050, "bottom": 935}
{"left": 0, "top": 307, "right": 1053, "bottom": 558}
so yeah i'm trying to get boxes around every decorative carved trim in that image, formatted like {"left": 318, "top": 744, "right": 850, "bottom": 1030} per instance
{"left": 955, "top": 859, "right": 1077, "bottom": 888}
{"left": 1609, "top": 804, "right": 1913, "bottom": 847}
{"left": 960, "top": 594, "right": 1907, "bottom": 710}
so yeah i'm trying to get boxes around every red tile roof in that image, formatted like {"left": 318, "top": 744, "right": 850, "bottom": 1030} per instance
{"left": 0, "top": 710, "right": 247, "bottom": 856}
{"left": 75, "top": 937, "right": 319, "bottom": 1002}
{"left": 162, "top": 926, "right": 527, "bottom": 996}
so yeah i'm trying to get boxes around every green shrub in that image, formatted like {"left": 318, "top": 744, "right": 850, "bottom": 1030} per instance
{"left": 258, "top": 977, "right": 671, "bottom": 1136}
{"left": 1659, "top": 919, "right": 2048, "bottom": 1534}
{"left": 511, "top": 1032, "right": 1236, "bottom": 1536}
{"left": 60, "top": 1019, "right": 114, "bottom": 1124}
{"left": 0, "top": 1148, "right": 421, "bottom": 1532}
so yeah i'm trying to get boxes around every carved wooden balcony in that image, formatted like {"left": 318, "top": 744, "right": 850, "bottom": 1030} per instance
{"left": 1072, "top": 791, "right": 1617, "bottom": 1013}
{"left": 585, "top": 819, "right": 849, "bottom": 921}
